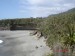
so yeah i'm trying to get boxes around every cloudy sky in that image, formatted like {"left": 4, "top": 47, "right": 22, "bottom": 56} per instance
{"left": 0, "top": 0, "right": 75, "bottom": 19}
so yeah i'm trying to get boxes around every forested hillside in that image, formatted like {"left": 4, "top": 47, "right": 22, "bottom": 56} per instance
{"left": 0, "top": 18, "right": 43, "bottom": 26}
{"left": 0, "top": 17, "right": 44, "bottom": 30}
{"left": 38, "top": 8, "right": 75, "bottom": 56}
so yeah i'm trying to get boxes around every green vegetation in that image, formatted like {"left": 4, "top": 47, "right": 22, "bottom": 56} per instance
{"left": 0, "top": 17, "right": 43, "bottom": 29}
{"left": 47, "top": 54, "right": 54, "bottom": 56}
{"left": 39, "top": 8, "right": 75, "bottom": 56}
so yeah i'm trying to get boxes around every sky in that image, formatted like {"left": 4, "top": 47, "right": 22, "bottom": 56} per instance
{"left": 0, "top": 0, "right": 75, "bottom": 19}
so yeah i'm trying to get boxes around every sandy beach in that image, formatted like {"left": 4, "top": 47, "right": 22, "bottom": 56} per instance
{"left": 0, "top": 30, "right": 50, "bottom": 56}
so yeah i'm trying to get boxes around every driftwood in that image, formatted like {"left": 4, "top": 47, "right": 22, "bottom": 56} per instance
{"left": 36, "top": 32, "right": 43, "bottom": 38}
{"left": 30, "top": 31, "right": 37, "bottom": 36}
{"left": 30, "top": 30, "right": 45, "bottom": 39}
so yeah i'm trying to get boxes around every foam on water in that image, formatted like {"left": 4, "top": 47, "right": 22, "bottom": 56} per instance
{"left": 0, "top": 40, "right": 3, "bottom": 44}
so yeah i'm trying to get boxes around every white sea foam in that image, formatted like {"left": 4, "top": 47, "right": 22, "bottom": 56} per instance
{"left": 0, "top": 40, "right": 3, "bottom": 44}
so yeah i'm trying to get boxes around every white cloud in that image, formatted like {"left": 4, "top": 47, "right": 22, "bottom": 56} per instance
{"left": 19, "top": 0, "right": 75, "bottom": 17}
{"left": 27, "top": 0, "right": 45, "bottom": 5}
{"left": 63, "top": 3, "right": 75, "bottom": 7}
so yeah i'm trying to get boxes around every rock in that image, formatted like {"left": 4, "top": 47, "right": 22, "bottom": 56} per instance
{"left": 35, "top": 46, "right": 38, "bottom": 49}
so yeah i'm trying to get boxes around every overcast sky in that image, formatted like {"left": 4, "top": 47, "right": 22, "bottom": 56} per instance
{"left": 0, "top": 0, "right": 75, "bottom": 19}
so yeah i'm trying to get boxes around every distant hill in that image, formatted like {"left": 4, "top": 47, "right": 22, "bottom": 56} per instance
{"left": 66, "top": 8, "right": 75, "bottom": 13}
{"left": 61, "top": 8, "right": 75, "bottom": 14}
{"left": 48, "top": 7, "right": 75, "bottom": 17}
